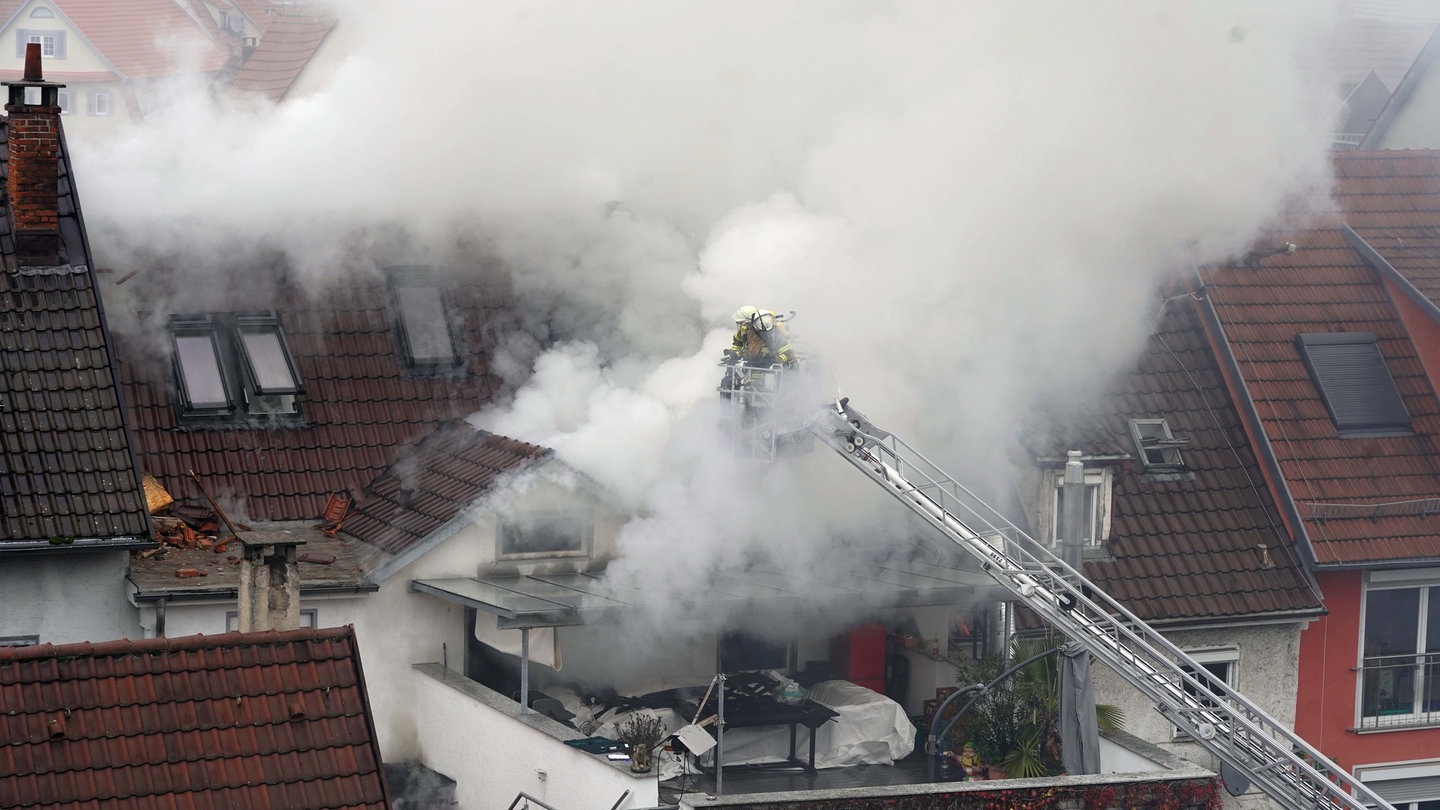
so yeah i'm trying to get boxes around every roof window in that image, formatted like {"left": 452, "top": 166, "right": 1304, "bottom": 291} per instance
{"left": 1129, "top": 418, "right": 1187, "bottom": 470}
{"left": 1296, "top": 332, "right": 1412, "bottom": 437}
{"left": 169, "top": 312, "right": 303, "bottom": 424}
{"left": 389, "top": 268, "right": 459, "bottom": 369}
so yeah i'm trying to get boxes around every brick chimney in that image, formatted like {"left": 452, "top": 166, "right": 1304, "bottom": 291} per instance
{"left": 236, "top": 529, "right": 305, "bottom": 632}
{"left": 3, "top": 43, "right": 64, "bottom": 266}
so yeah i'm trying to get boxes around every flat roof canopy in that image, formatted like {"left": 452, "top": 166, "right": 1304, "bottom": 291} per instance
{"left": 413, "top": 560, "right": 1007, "bottom": 629}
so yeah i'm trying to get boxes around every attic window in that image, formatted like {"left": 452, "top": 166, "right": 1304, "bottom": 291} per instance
{"left": 389, "top": 269, "right": 459, "bottom": 368}
{"left": 1129, "top": 419, "right": 1187, "bottom": 469}
{"left": 1044, "top": 467, "right": 1112, "bottom": 548}
{"left": 498, "top": 510, "right": 592, "bottom": 560}
{"left": 169, "top": 312, "right": 303, "bottom": 424}
{"left": 28, "top": 8, "right": 54, "bottom": 18}
{"left": 1296, "top": 332, "right": 1412, "bottom": 437}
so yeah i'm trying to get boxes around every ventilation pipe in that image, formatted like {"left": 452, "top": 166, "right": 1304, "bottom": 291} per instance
{"left": 1060, "top": 450, "right": 1086, "bottom": 575}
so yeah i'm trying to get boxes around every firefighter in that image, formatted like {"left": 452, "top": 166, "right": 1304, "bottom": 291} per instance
{"left": 724, "top": 305, "right": 794, "bottom": 368}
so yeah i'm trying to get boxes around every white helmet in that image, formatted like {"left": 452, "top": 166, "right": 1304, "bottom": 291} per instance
{"left": 732, "top": 305, "right": 759, "bottom": 324}
{"left": 754, "top": 310, "right": 777, "bottom": 332}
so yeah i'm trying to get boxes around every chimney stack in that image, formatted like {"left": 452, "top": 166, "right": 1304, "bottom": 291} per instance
{"left": 3, "top": 43, "right": 64, "bottom": 267}
{"left": 236, "top": 529, "right": 305, "bottom": 632}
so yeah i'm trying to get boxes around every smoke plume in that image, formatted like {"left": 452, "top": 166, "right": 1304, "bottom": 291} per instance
{"left": 74, "top": 3, "right": 1341, "bottom": 632}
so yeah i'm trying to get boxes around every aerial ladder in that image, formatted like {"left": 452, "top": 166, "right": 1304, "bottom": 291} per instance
{"left": 811, "top": 398, "right": 1392, "bottom": 810}
{"left": 718, "top": 362, "right": 1391, "bottom": 810}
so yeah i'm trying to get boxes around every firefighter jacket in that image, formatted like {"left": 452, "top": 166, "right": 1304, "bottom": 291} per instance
{"left": 729, "top": 320, "right": 793, "bottom": 366}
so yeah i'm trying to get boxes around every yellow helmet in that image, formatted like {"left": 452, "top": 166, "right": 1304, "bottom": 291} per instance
{"left": 732, "top": 305, "right": 759, "bottom": 324}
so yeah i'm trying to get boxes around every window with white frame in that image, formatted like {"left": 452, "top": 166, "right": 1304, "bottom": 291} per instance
{"left": 0, "top": 635, "right": 38, "bottom": 647}
{"left": 226, "top": 609, "right": 317, "bottom": 632}
{"left": 18, "top": 29, "right": 63, "bottom": 58}
{"left": 56, "top": 89, "right": 69, "bottom": 113}
{"left": 89, "top": 91, "right": 113, "bottom": 116}
{"left": 498, "top": 510, "right": 592, "bottom": 559}
{"left": 1172, "top": 647, "right": 1238, "bottom": 738}
{"left": 1129, "top": 418, "right": 1187, "bottom": 470}
{"left": 169, "top": 312, "right": 303, "bottom": 423}
{"left": 1357, "top": 760, "right": 1440, "bottom": 809}
{"left": 1361, "top": 572, "right": 1440, "bottom": 728}
{"left": 1043, "top": 466, "right": 1112, "bottom": 547}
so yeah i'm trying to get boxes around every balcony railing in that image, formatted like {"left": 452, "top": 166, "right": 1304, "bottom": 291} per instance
{"left": 1358, "top": 651, "right": 1440, "bottom": 730}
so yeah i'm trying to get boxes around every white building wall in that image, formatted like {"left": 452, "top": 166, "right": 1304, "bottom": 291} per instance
{"left": 1089, "top": 621, "right": 1303, "bottom": 810}
{"left": 412, "top": 663, "right": 656, "bottom": 810}
{"left": 1, "top": 552, "right": 139, "bottom": 643}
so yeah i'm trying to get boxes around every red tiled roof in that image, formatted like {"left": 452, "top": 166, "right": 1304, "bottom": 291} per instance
{"left": 0, "top": 627, "right": 391, "bottom": 808}
{"left": 343, "top": 421, "right": 552, "bottom": 555}
{"left": 44, "top": 0, "right": 232, "bottom": 79}
{"left": 227, "top": 4, "right": 336, "bottom": 102}
{"left": 1199, "top": 152, "right": 1440, "bottom": 565}
{"left": 115, "top": 276, "right": 507, "bottom": 525}
{"left": 1026, "top": 298, "right": 1321, "bottom": 623}
{"left": 0, "top": 115, "right": 151, "bottom": 548}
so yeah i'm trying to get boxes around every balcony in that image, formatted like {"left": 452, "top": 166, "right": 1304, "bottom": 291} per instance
{"left": 1359, "top": 651, "right": 1440, "bottom": 730}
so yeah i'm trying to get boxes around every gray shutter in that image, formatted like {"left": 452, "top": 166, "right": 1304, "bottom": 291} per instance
{"left": 86, "top": 91, "right": 95, "bottom": 115}
{"left": 1296, "top": 332, "right": 1412, "bottom": 434}
{"left": 53, "top": 30, "right": 64, "bottom": 59}
{"left": 15, "top": 30, "right": 27, "bottom": 58}
{"left": 1369, "top": 773, "right": 1440, "bottom": 804}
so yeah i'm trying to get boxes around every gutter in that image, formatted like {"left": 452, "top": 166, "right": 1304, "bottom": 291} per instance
{"left": 1187, "top": 263, "right": 1324, "bottom": 600}
{"left": 130, "top": 582, "right": 379, "bottom": 604}
{"left": 0, "top": 536, "right": 154, "bottom": 555}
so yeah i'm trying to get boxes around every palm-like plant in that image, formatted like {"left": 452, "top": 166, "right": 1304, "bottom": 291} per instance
{"left": 958, "top": 634, "right": 1124, "bottom": 779}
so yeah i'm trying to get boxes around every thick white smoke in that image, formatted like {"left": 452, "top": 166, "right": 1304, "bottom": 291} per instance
{"left": 74, "top": 3, "right": 1341, "bottom": 631}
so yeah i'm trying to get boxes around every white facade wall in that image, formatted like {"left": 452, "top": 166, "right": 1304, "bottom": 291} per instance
{"left": 412, "top": 663, "right": 656, "bottom": 810}
{"left": 1, "top": 551, "right": 139, "bottom": 643}
{"left": 1089, "top": 621, "right": 1304, "bottom": 810}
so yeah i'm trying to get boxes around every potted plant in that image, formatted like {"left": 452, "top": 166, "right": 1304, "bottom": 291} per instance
{"left": 616, "top": 712, "right": 665, "bottom": 774}
{"left": 955, "top": 635, "right": 1125, "bottom": 779}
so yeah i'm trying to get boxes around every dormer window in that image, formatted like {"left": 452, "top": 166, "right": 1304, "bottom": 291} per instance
{"left": 169, "top": 312, "right": 303, "bottom": 423}
{"left": 1042, "top": 465, "right": 1113, "bottom": 548}
{"left": 1129, "top": 418, "right": 1187, "bottom": 470}
{"left": 389, "top": 268, "right": 460, "bottom": 369}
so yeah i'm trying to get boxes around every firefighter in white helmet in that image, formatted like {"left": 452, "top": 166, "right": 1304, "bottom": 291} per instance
{"left": 724, "top": 305, "right": 794, "bottom": 368}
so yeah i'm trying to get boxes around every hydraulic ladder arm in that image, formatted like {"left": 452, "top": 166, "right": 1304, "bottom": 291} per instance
{"left": 805, "top": 398, "right": 1390, "bottom": 810}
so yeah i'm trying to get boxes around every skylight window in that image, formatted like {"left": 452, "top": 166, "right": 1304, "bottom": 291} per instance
{"left": 1129, "top": 418, "right": 1187, "bottom": 469}
{"left": 170, "top": 318, "right": 231, "bottom": 414}
{"left": 168, "top": 312, "right": 303, "bottom": 423}
{"left": 389, "top": 268, "right": 460, "bottom": 369}
{"left": 1296, "top": 332, "right": 1412, "bottom": 437}
{"left": 235, "top": 315, "right": 301, "bottom": 395}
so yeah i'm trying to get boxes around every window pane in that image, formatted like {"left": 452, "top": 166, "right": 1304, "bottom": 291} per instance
{"left": 239, "top": 328, "right": 298, "bottom": 393}
{"left": 500, "top": 513, "right": 586, "bottom": 556}
{"left": 175, "top": 334, "right": 228, "bottom": 408}
{"left": 1367, "top": 589, "right": 1420, "bottom": 656}
{"left": 397, "top": 286, "right": 455, "bottom": 363}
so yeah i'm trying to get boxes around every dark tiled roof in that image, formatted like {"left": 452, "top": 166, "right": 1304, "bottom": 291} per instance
{"left": 0, "top": 119, "right": 150, "bottom": 548}
{"left": 343, "top": 421, "right": 551, "bottom": 555}
{"left": 1202, "top": 159, "right": 1440, "bottom": 565}
{"left": 116, "top": 277, "right": 508, "bottom": 524}
{"left": 227, "top": 4, "right": 337, "bottom": 102}
{"left": 1026, "top": 299, "right": 1321, "bottom": 623}
{"left": 0, "top": 627, "right": 391, "bottom": 808}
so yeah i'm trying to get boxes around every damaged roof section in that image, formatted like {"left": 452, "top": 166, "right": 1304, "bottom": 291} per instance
{"left": 0, "top": 628, "right": 391, "bottom": 808}
{"left": 0, "top": 82, "right": 150, "bottom": 549}
{"left": 341, "top": 420, "right": 551, "bottom": 562}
